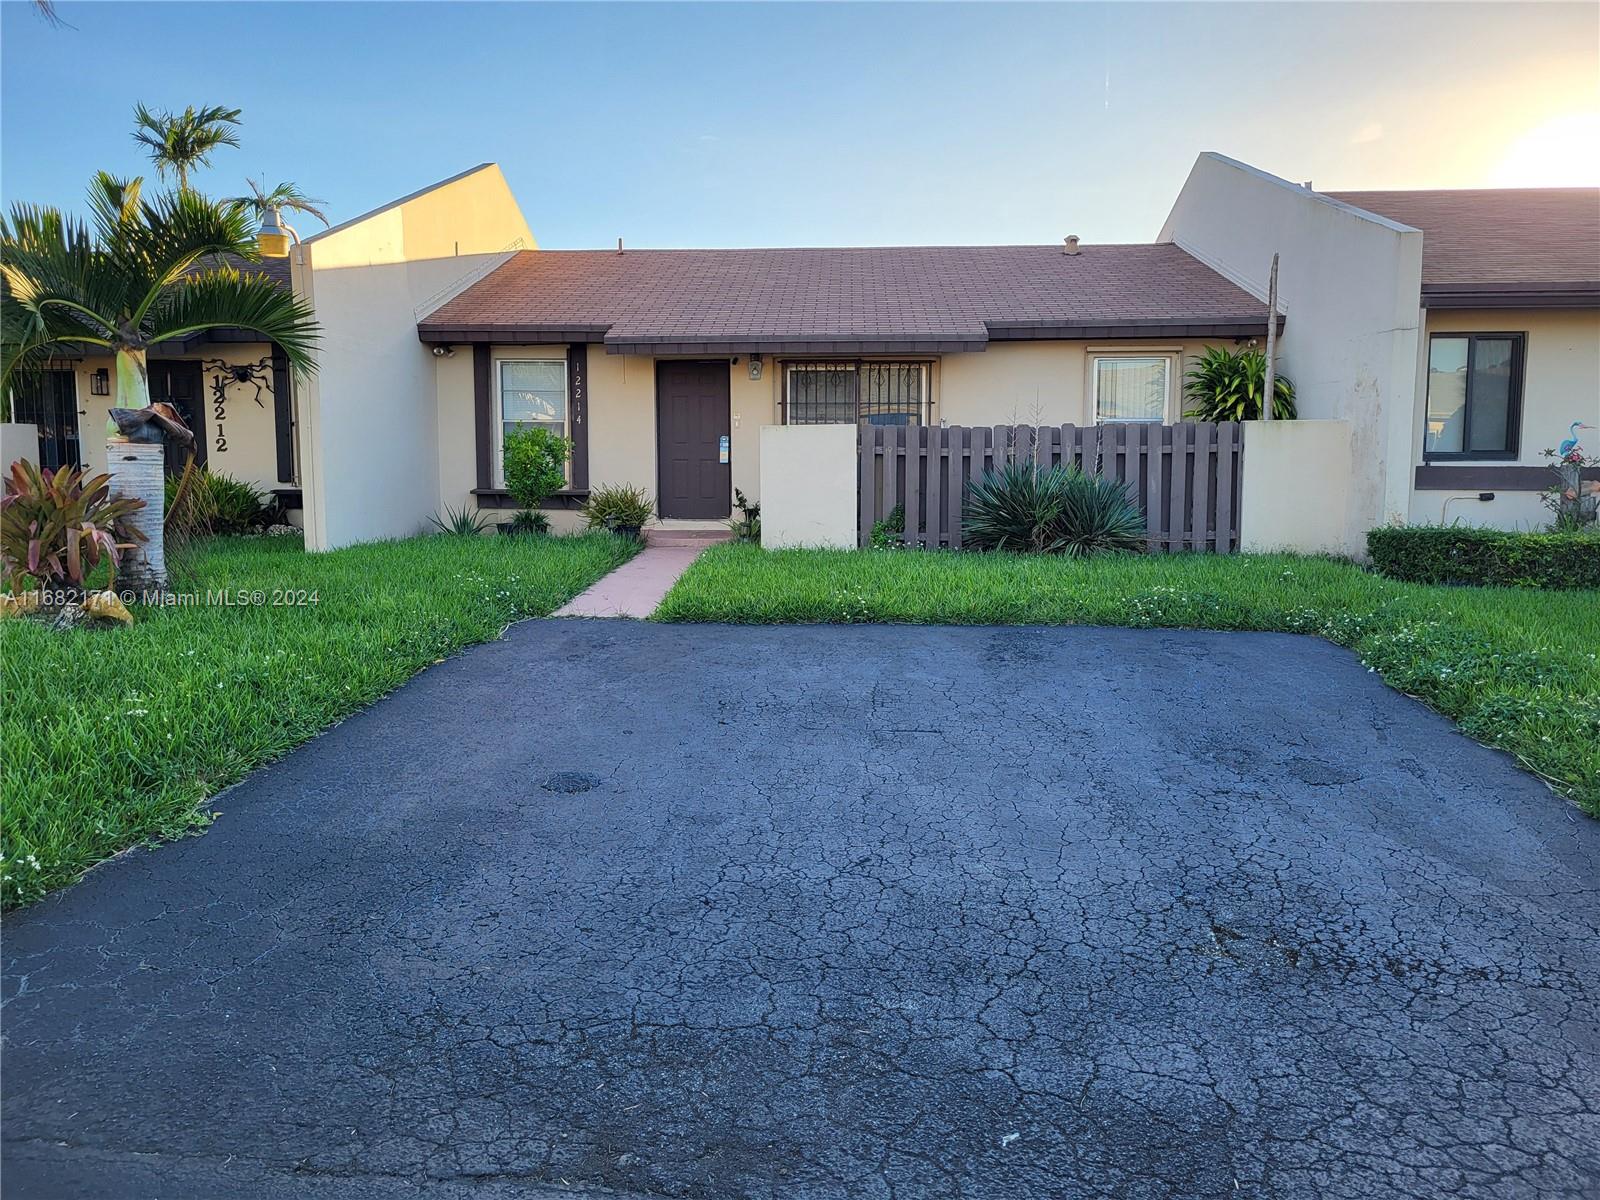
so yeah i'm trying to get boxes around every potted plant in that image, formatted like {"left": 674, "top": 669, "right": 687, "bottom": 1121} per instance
{"left": 581, "top": 483, "right": 654, "bottom": 541}
{"left": 500, "top": 427, "right": 571, "bottom": 536}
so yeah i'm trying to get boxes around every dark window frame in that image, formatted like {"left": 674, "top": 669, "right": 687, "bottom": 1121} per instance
{"left": 780, "top": 359, "right": 933, "bottom": 427}
{"left": 1423, "top": 331, "right": 1526, "bottom": 463}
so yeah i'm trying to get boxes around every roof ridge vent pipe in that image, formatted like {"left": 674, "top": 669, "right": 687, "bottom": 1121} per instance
{"left": 617, "top": 237, "right": 624, "bottom": 255}
{"left": 1063, "top": 235, "right": 1081, "bottom": 255}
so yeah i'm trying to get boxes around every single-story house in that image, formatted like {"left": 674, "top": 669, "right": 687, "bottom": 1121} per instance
{"left": 281, "top": 156, "right": 1596, "bottom": 551}
{"left": 5, "top": 255, "right": 304, "bottom": 519}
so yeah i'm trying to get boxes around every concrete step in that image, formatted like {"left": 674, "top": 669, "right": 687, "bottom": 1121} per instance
{"left": 645, "top": 528, "right": 734, "bottom": 548}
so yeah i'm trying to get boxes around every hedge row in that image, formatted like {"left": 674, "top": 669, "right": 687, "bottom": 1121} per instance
{"left": 1367, "top": 525, "right": 1600, "bottom": 589}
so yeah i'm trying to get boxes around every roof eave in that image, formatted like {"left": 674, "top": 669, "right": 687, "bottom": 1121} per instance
{"left": 1421, "top": 282, "right": 1600, "bottom": 310}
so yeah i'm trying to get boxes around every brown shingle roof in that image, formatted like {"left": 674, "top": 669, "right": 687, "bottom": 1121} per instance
{"left": 418, "top": 244, "right": 1273, "bottom": 352}
{"left": 1325, "top": 188, "right": 1600, "bottom": 300}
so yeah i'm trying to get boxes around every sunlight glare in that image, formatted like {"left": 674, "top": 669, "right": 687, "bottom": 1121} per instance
{"left": 1490, "top": 111, "right": 1600, "bottom": 187}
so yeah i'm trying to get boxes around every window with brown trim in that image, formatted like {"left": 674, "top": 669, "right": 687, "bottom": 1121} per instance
{"left": 783, "top": 361, "right": 929, "bottom": 426}
{"left": 1424, "top": 333, "right": 1525, "bottom": 460}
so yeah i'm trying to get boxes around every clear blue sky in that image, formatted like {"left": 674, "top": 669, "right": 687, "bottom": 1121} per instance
{"left": 3, "top": 2, "right": 1596, "bottom": 248}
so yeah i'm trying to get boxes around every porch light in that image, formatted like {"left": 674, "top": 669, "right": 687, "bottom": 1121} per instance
{"left": 256, "top": 206, "right": 297, "bottom": 259}
{"left": 90, "top": 367, "right": 110, "bottom": 396}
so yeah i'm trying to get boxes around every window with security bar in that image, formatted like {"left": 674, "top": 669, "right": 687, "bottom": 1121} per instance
{"left": 784, "top": 362, "right": 929, "bottom": 426}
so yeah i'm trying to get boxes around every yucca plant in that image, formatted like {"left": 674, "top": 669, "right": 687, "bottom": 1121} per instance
{"left": 428, "top": 504, "right": 494, "bottom": 536}
{"left": 1, "top": 173, "right": 318, "bottom": 589}
{"left": 962, "top": 461, "right": 1146, "bottom": 558}
{"left": 1183, "top": 346, "right": 1296, "bottom": 422}
{"left": 1, "top": 460, "right": 146, "bottom": 595}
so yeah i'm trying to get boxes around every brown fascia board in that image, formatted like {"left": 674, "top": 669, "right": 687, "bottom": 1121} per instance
{"left": 1422, "top": 282, "right": 1600, "bottom": 309}
{"left": 417, "top": 325, "right": 610, "bottom": 344}
{"left": 417, "top": 318, "right": 1283, "bottom": 354}
{"left": 603, "top": 336, "right": 988, "bottom": 356}
{"left": 986, "top": 318, "right": 1280, "bottom": 340}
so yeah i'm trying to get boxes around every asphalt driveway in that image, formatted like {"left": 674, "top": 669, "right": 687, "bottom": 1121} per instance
{"left": 4, "top": 622, "right": 1598, "bottom": 1199}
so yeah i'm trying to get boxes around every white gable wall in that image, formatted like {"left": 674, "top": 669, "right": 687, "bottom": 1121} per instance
{"left": 292, "top": 164, "right": 535, "bottom": 550}
{"left": 1159, "top": 153, "right": 1424, "bottom": 551}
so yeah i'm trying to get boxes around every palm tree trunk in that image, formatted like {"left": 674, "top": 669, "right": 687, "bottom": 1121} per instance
{"left": 109, "top": 346, "right": 167, "bottom": 594}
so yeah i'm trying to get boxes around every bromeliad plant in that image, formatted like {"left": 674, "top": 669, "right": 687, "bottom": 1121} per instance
{"left": 963, "top": 460, "right": 1146, "bottom": 557}
{"left": 0, "top": 173, "right": 319, "bottom": 589}
{"left": 1183, "top": 346, "right": 1296, "bottom": 422}
{"left": 582, "top": 484, "right": 654, "bottom": 538}
{"left": 1, "top": 461, "right": 146, "bottom": 596}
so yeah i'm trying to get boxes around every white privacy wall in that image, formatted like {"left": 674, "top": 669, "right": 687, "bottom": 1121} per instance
{"left": 292, "top": 165, "right": 534, "bottom": 551}
{"left": 1159, "top": 154, "right": 1424, "bottom": 537}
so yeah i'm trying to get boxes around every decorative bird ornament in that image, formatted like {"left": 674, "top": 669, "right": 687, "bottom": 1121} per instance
{"left": 1558, "top": 421, "right": 1594, "bottom": 458}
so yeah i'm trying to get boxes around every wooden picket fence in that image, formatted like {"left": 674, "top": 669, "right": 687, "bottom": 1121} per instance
{"left": 858, "top": 422, "right": 1244, "bottom": 552}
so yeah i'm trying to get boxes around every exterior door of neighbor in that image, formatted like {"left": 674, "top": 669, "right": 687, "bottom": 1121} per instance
{"left": 10, "top": 369, "right": 81, "bottom": 471}
{"left": 147, "top": 360, "right": 205, "bottom": 475}
{"left": 656, "top": 361, "right": 731, "bottom": 519}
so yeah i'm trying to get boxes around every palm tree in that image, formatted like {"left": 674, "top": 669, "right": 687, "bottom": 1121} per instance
{"left": 226, "top": 178, "right": 330, "bottom": 230}
{"left": 131, "top": 103, "right": 242, "bottom": 193}
{"left": 1, "top": 173, "right": 318, "bottom": 590}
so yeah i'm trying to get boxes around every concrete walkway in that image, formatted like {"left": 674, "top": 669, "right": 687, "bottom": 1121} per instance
{"left": 553, "top": 528, "right": 727, "bottom": 618}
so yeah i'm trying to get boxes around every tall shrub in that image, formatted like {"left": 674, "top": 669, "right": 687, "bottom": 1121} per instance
{"left": 502, "top": 427, "right": 571, "bottom": 534}
{"left": 1184, "top": 346, "right": 1296, "bottom": 422}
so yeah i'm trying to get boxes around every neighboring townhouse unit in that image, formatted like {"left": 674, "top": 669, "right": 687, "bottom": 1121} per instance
{"left": 1323, "top": 187, "right": 1599, "bottom": 529}
{"left": 1164, "top": 155, "right": 1599, "bottom": 535}
{"left": 7, "top": 256, "right": 305, "bottom": 519}
{"left": 289, "top": 156, "right": 1598, "bottom": 552}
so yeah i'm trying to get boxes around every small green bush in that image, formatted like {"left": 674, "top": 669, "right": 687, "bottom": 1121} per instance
{"left": 503, "top": 509, "right": 551, "bottom": 537}
{"left": 870, "top": 504, "right": 905, "bottom": 549}
{"left": 582, "top": 483, "right": 654, "bottom": 534}
{"left": 730, "top": 488, "right": 761, "bottom": 543}
{"left": 1367, "top": 525, "right": 1600, "bottom": 590}
{"left": 963, "top": 461, "right": 1146, "bottom": 557}
{"left": 502, "top": 428, "right": 571, "bottom": 512}
{"left": 163, "top": 468, "right": 264, "bottom": 535}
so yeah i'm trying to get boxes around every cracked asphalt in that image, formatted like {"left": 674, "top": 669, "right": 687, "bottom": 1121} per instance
{"left": 4, "top": 622, "right": 1599, "bottom": 1199}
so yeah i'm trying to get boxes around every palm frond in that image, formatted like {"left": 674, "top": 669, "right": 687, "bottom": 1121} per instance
{"left": 131, "top": 103, "right": 242, "bottom": 185}
{"left": 145, "top": 267, "right": 319, "bottom": 372}
{"left": 226, "top": 178, "right": 330, "bottom": 226}
{"left": 85, "top": 172, "right": 144, "bottom": 244}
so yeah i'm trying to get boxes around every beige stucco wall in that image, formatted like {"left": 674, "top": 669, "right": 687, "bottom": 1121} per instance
{"left": 760, "top": 424, "right": 857, "bottom": 548}
{"left": 1239, "top": 420, "right": 1355, "bottom": 555}
{"left": 439, "top": 351, "right": 774, "bottom": 531}
{"left": 1160, "top": 153, "right": 1424, "bottom": 538}
{"left": 435, "top": 343, "right": 1256, "bottom": 532}
{"left": 0, "top": 423, "right": 38, "bottom": 471}
{"left": 294, "top": 164, "right": 535, "bottom": 550}
{"left": 1406, "top": 307, "right": 1600, "bottom": 530}
{"left": 937, "top": 339, "right": 1236, "bottom": 427}
{"left": 64, "top": 346, "right": 284, "bottom": 492}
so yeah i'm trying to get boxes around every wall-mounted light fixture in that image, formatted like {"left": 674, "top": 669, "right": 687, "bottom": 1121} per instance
{"left": 430, "top": 345, "right": 455, "bottom": 359}
{"left": 748, "top": 353, "right": 764, "bottom": 382}
{"left": 90, "top": 367, "right": 110, "bottom": 396}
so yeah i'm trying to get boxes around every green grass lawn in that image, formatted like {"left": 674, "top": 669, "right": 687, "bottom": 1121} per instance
{"left": 1, "top": 532, "right": 636, "bottom": 909}
{"left": 656, "top": 543, "right": 1600, "bottom": 814}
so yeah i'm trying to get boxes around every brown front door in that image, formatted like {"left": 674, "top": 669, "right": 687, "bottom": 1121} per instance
{"left": 656, "top": 361, "right": 731, "bottom": 519}
{"left": 148, "top": 360, "right": 205, "bottom": 475}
